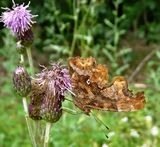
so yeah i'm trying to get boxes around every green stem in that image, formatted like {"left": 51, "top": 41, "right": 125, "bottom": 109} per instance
{"left": 35, "top": 120, "right": 44, "bottom": 147}
{"left": 79, "top": 1, "right": 92, "bottom": 57}
{"left": 113, "top": 0, "right": 121, "bottom": 58}
{"left": 43, "top": 122, "right": 51, "bottom": 147}
{"left": 19, "top": 50, "right": 36, "bottom": 146}
{"left": 70, "top": 0, "right": 79, "bottom": 56}
{"left": 26, "top": 47, "right": 34, "bottom": 75}
{"left": 113, "top": 10, "right": 118, "bottom": 52}
{"left": 22, "top": 97, "right": 37, "bottom": 147}
{"left": 20, "top": 54, "right": 24, "bottom": 64}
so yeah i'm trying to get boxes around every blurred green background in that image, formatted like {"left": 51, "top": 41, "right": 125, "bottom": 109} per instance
{"left": 0, "top": 0, "right": 160, "bottom": 147}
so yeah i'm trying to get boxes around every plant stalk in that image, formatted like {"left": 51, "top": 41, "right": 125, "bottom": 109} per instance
{"left": 70, "top": 0, "right": 79, "bottom": 56}
{"left": 43, "top": 122, "right": 51, "bottom": 147}
{"left": 20, "top": 54, "right": 24, "bottom": 64}
{"left": 22, "top": 97, "right": 37, "bottom": 147}
{"left": 26, "top": 47, "right": 34, "bottom": 75}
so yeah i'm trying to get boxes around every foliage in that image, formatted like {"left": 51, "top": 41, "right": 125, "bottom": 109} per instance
{"left": 0, "top": 0, "right": 160, "bottom": 147}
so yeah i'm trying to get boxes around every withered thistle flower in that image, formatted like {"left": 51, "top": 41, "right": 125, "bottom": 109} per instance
{"left": 13, "top": 66, "right": 31, "bottom": 97}
{"left": 0, "top": 1, "right": 37, "bottom": 42}
{"left": 28, "top": 78, "right": 47, "bottom": 120}
{"left": 29, "top": 63, "right": 71, "bottom": 123}
{"left": 28, "top": 104, "right": 42, "bottom": 120}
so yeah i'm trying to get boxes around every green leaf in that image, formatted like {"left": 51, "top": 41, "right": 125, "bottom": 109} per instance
{"left": 102, "top": 48, "right": 115, "bottom": 62}
{"left": 104, "top": 19, "right": 113, "bottom": 28}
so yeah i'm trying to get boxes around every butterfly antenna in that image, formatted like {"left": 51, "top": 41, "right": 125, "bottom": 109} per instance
{"left": 91, "top": 111, "right": 109, "bottom": 130}
{"left": 91, "top": 111, "right": 109, "bottom": 139}
{"left": 105, "top": 134, "right": 109, "bottom": 139}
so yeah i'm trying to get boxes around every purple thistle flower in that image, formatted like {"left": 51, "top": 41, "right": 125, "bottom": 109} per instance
{"left": 36, "top": 63, "right": 72, "bottom": 98}
{"left": 0, "top": 1, "right": 37, "bottom": 41}
{"left": 40, "top": 63, "right": 72, "bottom": 122}
{"left": 29, "top": 63, "right": 72, "bottom": 122}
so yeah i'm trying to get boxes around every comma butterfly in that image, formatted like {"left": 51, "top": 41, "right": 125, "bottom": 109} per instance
{"left": 68, "top": 57, "right": 145, "bottom": 115}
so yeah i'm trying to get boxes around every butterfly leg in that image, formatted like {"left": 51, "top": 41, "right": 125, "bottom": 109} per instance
{"left": 62, "top": 107, "right": 83, "bottom": 115}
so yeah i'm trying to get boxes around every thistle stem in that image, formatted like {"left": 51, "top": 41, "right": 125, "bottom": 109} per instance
{"left": 35, "top": 120, "right": 44, "bottom": 146}
{"left": 22, "top": 97, "right": 37, "bottom": 147}
{"left": 26, "top": 47, "right": 34, "bottom": 75}
{"left": 20, "top": 54, "right": 24, "bottom": 64}
{"left": 43, "top": 122, "right": 51, "bottom": 147}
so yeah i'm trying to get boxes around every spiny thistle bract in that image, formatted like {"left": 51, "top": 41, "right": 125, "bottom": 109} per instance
{"left": 29, "top": 63, "right": 72, "bottom": 123}
{"left": 13, "top": 66, "right": 31, "bottom": 97}
{"left": 0, "top": 1, "right": 37, "bottom": 43}
{"left": 41, "top": 93, "right": 63, "bottom": 123}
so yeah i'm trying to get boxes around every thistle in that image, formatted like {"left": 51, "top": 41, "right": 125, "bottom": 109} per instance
{"left": 28, "top": 78, "right": 46, "bottom": 120}
{"left": 13, "top": 66, "right": 31, "bottom": 97}
{"left": 29, "top": 63, "right": 72, "bottom": 123}
{"left": 28, "top": 104, "right": 42, "bottom": 120}
{"left": 41, "top": 92, "right": 63, "bottom": 123}
{"left": 0, "top": 1, "right": 37, "bottom": 44}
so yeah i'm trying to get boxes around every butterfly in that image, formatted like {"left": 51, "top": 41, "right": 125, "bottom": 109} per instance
{"left": 68, "top": 57, "right": 146, "bottom": 115}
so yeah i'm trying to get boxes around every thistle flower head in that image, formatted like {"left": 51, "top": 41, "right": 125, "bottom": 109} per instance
{"left": 29, "top": 63, "right": 72, "bottom": 123}
{"left": 13, "top": 66, "right": 31, "bottom": 97}
{"left": 36, "top": 63, "right": 72, "bottom": 98}
{"left": 28, "top": 78, "right": 47, "bottom": 120}
{"left": 0, "top": 1, "right": 37, "bottom": 41}
{"left": 39, "top": 63, "right": 71, "bottom": 122}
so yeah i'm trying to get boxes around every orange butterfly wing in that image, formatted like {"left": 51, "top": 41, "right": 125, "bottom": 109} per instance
{"left": 68, "top": 57, "right": 146, "bottom": 115}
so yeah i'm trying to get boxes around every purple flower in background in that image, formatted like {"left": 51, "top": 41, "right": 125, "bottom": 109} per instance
{"left": 0, "top": 1, "right": 37, "bottom": 41}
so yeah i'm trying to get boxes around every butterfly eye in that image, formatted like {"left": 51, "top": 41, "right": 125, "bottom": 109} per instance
{"left": 86, "top": 79, "right": 90, "bottom": 85}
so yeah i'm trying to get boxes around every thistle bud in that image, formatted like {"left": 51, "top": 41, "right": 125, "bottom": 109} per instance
{"left": 13, "top": 66, "right": 31, "bottom": 97}
{"left": 28, "top": 62, "right": 72, "bottom": 122}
